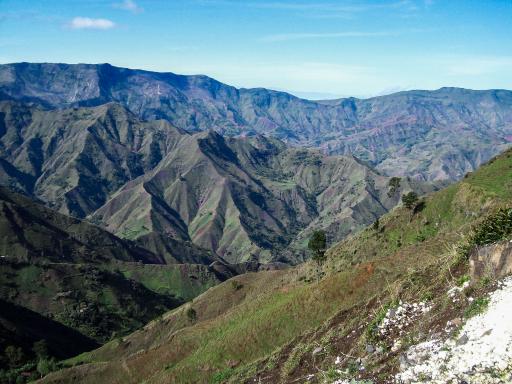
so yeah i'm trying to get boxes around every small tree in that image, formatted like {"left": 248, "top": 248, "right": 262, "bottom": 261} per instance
{"left": 37, "top": 358, "right": 57, "bottom": 378}
{"left": 4, "top": 346, "right": 24, "bottom": 369}
{"left": 308, "top": 230, "right": 327, "bottom": 281}
{"left": 186, "top": 307, "right": 197, "bottom": 323}
{"left": 33, "top": 340, "right": 49, "bottom": 360}
{"left": 387, "top": 177, "right": 401, "bottom": 197}
{"left": 402, "top": 192, "right": 418, "bottom": 210}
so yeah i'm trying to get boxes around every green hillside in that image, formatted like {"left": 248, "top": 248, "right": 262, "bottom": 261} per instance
{"left": 38, "top": 148, "right": 512, "bottom": 383}
{"left": 0, "top": 187, "right": 222, "bottom": 380}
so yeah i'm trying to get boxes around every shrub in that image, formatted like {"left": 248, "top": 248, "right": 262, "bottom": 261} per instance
{"left": 402, "top": 192, "right": 418, "bottom": 210}
{"left": 4, "top": 346, "right": 25, "bottom": 369}
{"left": 37, "top": 358, "right": 57, "bottom": 377}
{"left": 388, "top": 177, "right": 402, "bottom": 197}
{"left": 186, "top": 307, "right": 197, "bottom": 323}
{"left": 366, "top": 302, "right": 395, "bottom": 342}
{"left": 472, "top": 208, "right": 512, "bottom": 247}
{"left": 231, "top": 280, "right": 243, "bottom": 291}
{"left": 33, "top": 340, "right": 49, "bottom": 360}
{"left": 212, "top": 368, "right": 234, "bottom": 383}
{"left": 464, "top": 297, "right": 489, "bottom": 318}
{"left": 458, "top": 208, "right": 512, "bottom": 261}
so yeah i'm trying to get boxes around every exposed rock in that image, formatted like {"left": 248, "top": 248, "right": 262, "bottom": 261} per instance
{"left": 456, "top": 333, "right": 469, "bottom": 346}
{"left": 469, "top": 240, "right": 512, "bottom": 280}
{"left": 396, "top": 276, "right": 512, "bottom": 383}
{"left": 312, "top": 347, "right": 323, "bottom": 355}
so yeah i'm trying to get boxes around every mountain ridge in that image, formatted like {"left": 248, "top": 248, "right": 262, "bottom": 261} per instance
{"left": 2, "top": 62, "right": 512, "bottom": 181}
{"left": 0, "top": 100, "right": 440, "bottom": 264}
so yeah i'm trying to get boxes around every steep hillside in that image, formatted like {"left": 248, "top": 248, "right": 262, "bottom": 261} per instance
{"left": 1, "top": 63, "right": 511, "bottom": 180}
{"left": 91, "top": 131, "right": 438, "bottom": 264}
{"left": 0, "top": 101, "right": 438, "bottom": 264}
{"left": 0, "top": 187, "right": 222, "bottom": 360}
{"left": 40, "top": 148, "right": 512, "bottom": 383}
{"left": 0, "top": 100, "right": 184, "bottom": 218}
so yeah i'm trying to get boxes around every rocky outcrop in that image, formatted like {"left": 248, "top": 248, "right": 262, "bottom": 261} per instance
{"left": 397, "top": 277, "right": 512, "bottom": 384}
{"left": 469, "top": 240, "right": 512, "bottom": 280}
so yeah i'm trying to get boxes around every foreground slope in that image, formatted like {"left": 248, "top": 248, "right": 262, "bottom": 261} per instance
{"left": 2, "top": 63, "right": 512, "bottom": 181}
{"left": 40, "top": 149, "right": 512, "bottom": 383}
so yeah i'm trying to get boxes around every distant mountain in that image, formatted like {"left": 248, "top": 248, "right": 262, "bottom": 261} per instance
{"left": 1, "top": 62, "right": 511, "bottom": 181}
{"left": 0, "top": 101, "right": 439, "bottom": 264}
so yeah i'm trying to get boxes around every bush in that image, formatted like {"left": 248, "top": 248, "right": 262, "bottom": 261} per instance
{"left": 37, "top": 358, "right": 57, "bottom": 377}
{"left": 402, "top": 192, "right": 418, "bottom": 210}
{"left": 212, "top": 368, "right": 234, "bottom": 383}
{"left": 231, "top": 280, "right": 243, "bottom": 291}
{"left": 472, "top": 208, "right": 512, "bottom": 247}
{"left": 388, "top": 177, "right": 401, "bottom": 197}
{"left": 3, "top": 346, "right": 25, "bottom": 369}
{"left": 464, "top": 297, "right": 489, "bottom": 318}
{"left": 458, "top": 208, "right": 512, "bottom": 261}
{"left": 186, "top": 307, "right": 197, "bottom": 323}
{"left": 33, "top": 340, "right": 49, "bottom": 360}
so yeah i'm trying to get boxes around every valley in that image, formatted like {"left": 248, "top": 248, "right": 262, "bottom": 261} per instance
{"left": 0, "top": 62, "right": 511, "bottom": 384}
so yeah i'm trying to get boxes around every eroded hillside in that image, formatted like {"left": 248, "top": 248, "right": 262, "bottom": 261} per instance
{"left": 0, "top": 101, "right": 439, "bottom": 264}
{"left": 37, "top": 147, "right": 512, "bottom": 383}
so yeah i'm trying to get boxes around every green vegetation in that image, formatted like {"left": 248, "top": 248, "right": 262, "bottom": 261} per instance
{"left": 231, "top": 280, "right": 244, "bottom": 291}
{"left": 402, "top": 191, "right": 419, "bottom": 209}
{"left": 40, "top": 147, "right": 512, "bottom": 384}
{"left": 464, "top": 297, "right": 490, "bottom": 319}
{"left": 309, "top": 230, "right": 327, "bottom": 281}
{"left": 212, "top": 368, "right": 234, "bottom": 383}
{"left": 0, "top": 340, "right": 59, "bottom": 384}
{"left": 388, "top": 177, "right": 401, "bottom": 197}
{"left": 186, "top": 307, "right": 197, "bottom": 323}
{"left": 471, "top": 208, "right": 512, "bottom": 247}
{"left": 365, "top": 302, "right": 395, "bottom": 343}
{"left": 309, "top": 230, "right": 327, "bottom": 264}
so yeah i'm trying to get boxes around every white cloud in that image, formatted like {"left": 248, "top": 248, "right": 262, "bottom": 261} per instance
{"left": 68, "top": 17, "right": 116, "bottom": 30}
{"left": 113, "top": 0, "right": 143, "bottom": 14}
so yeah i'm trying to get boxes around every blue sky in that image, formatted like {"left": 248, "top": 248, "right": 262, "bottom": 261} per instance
{"left": 1, "top": 0, "right": 511, "bottom": 99}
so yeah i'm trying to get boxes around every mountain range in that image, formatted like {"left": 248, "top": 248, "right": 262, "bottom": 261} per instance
{"left": 1, "top": 62, "right": 511, "bottom": 181}
{"left": 0, "top": 100, "right": 439, "bottom": 264}
{"left": 1, "top": 62, "right": 512, "bottom": 382}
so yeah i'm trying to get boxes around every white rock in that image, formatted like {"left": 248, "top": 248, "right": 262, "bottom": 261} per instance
{"left": 396, "top": 276, "right": 512, "bottom": 383}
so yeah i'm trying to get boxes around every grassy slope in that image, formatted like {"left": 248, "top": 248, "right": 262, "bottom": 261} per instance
{"left": 40, "top": 149, "right": 512, "bottom": 384}
{"left": 0, "top": 186, "right": 222, "bottom": 361}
